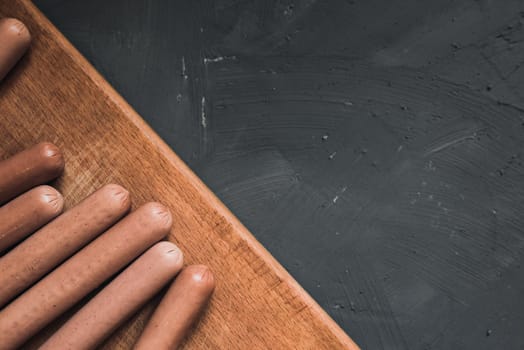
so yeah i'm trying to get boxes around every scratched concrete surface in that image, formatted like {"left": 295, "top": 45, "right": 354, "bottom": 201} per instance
{"left": 34, "top": 1, "right": 524, "bottom": 348}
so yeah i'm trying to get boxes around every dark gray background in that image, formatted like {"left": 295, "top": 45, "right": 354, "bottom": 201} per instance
{"left": 34, "top": 1, "right": 524, "bottom": 349}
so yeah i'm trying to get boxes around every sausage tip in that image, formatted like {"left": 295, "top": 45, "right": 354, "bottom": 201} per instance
{"left": 0, "top": 18, "right": 31, "bottom": 44}
{"left": 0, "top": 17, "right": 31, "bottom": 82}
{"left": 36, "top": 142, "right": 65, "bottom": 176}
{"left": 186, "top": 265, "right": 215, "bottom": 292}
{"left": 154, "top": 241, "right": 184, "bottom": 269}
{"left": 37, "top": 142, "right": 61, "bottom": 158}
{"left": 102, "top": 184, "right": 131, "bottom": 211}
{"left": 36, "top": 185, "right": 64, "bottom": 215}
{"left": 142, "top": 202, "right": 173, "bottom": 231}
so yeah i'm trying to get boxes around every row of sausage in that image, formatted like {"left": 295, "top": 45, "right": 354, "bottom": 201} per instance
{"left": 0, "top": 16, "right": 214, "bottom": 348}
{"left": 0, "top": 142, "right": 215, "bottom": 349}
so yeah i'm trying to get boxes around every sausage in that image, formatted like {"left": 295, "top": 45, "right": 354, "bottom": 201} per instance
{"left": 0, "top": 185, "right": 63, "bottom": 253}
{"left": 0, "top": 184, "right": 130, "bottom": 308}
{"left": 0, "top": 142, "right": 64, "bottom": 205}
{"left": 0, "top": 202, "right": 172, "bottom": 350}
{"left": 0, "top": 17, "right": 31, "bottom": 81}
{"left": 134, "top": 265, "right": 216, "bottom": 350}
{"left": 40, "top": 241, "right": 184, "bottom": 350}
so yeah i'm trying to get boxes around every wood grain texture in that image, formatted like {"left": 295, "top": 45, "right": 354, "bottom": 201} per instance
{"left": 0, "top": 1, "right": 359, "bottom": 349}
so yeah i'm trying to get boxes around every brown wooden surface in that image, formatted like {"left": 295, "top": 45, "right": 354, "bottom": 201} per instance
{"left": 0, "top": 1, "right": 359, "bottom": 349}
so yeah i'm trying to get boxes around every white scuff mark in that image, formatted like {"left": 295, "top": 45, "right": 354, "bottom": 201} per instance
{"left": 201, "top": 96, "right": 207, "bottom": 128}
{"left": 176, "top": 93, "right": 182, "bottom": 103}
{"left": 425, "top": 160, "right": 437, "bottom": 171}
{"left": 353, "top": 148, "right": 368, "bottom": 164}
{"left": 204, "top": 56, "right": 224, "bottom": 64}
{"left": 203, "top": 55, "right": 237, "bottom": 64}
{"left": 181, "top": 56, "right": 188, "bottom": 80}
{"left": 328, "top": 151, "right": 337, "bottom": 160}
{"left": 283, "top": 4, "right": 294, "bottom": 16}
{"left": 397, "top": 145, "right": 403, "bottom": 152}
{"left": 332, "top": 186, "right": 347, "bottom": 204}
{"left": 424, "top": 134, "right": 476, "bottom": 157}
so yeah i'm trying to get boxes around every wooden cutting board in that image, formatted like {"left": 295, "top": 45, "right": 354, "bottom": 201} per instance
{"left": 0, "top": 1, "right": 359, "bottom": 349}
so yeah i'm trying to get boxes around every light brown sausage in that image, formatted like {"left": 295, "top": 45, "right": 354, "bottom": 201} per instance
{"left": 134, "top": 265, "right": 216, "bottom": 350}
{"left": 40, "top": 241, "right": 184, "bottom": 350}
{"left": 0, "top": 17, "right": 31, "bottom": 81}
{"left": 0, "top": 142, "right": 64, "bottom": 205}
{"left": 0, "top": 185, "right": 63, "bottom": 253}
{"left": 0, "top": 183, "right": 130, "bottom": 308}
{"left": 0, "top": 202, "right": 171, "bottom": 350}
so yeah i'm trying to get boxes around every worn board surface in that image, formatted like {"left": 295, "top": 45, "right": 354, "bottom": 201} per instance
{"left": 0, "top": 1, "right": 358, "bottom": 349}
{"left": 31, "top": 0, "right": 524, "bottom": 349}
